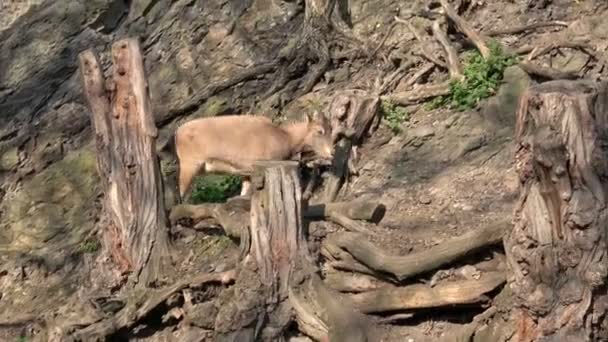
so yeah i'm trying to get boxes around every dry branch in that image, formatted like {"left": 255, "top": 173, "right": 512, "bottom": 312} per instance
{"left": 403, "top": 62, "right": 435, "bottom": 87}
{"left": 432, "top": 19, "right": 464, "bottom": 80}
{"left": 169, "top": 199, "right": 385, "bottom": 238}
{"left": 324, "top": 223, "right": 507, "bottom": 281}
{"left": 350, "top": 271, "right": 505, "bottom": 313}
{"left": 326, "top": 212, "right": 373, "bottom": 234}
{"left": 306, "top": 200, "right": 386, "bottom": 222}
{"left": 526, "top": 40, "right": 598, "bottom": 61}
{"left": 377, "top": 58, "right": 418, "bottom": 95}
{"left": 439, "top": 0, "right": 490, "bottom": 59}
{"left": 78, "top": 38, "right": 171, "bottom": 286}
{"left": 484, "top": 21, "right": 569, "bottom": 36}
{"left": 385, "top": 81, "right": 451, "bottom": 106}
{"left": 394, "top": 16, "right": 447, "bottom": 69}
{"left": 72, "top": 270, "right": 236, "bottom": 340}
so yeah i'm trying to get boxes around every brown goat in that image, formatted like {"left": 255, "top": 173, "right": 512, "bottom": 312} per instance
{"left": 170, "top": 111, "right": 334, "bottom": 201}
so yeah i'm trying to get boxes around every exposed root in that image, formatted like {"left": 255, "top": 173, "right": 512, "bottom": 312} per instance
{"left": 326, "top": 211, "right": 374, "bottom": 235}
{"left": 526, "top": 40, "right": 598, "bottom": 61}
{"left": 160, "top": 62, "right": 277, "bottom": 126}
{"left": 385, "top": 81, "right": 451, "bottom": 106}
{"left": 402, "top": 62, "right": 435, "bottom": 88}
{"left": 350, "top": 271, "right": 505, "bottom": 314}
{"left": 377, "top": 57, "right": 418, "bottom": 95}
{"left": 439, "top": 0, "right": 490, "bottom": 59}
{"left": 395, "top": 16, "right": 447, "bottom": 69}
{"left": 484, "top": 20, "right": 569, "bottom": 36}
{"left": 432, "top": 18, "right": 464, "bottom": 81}
{"left": 518, "top": 62, "right": 580, "bottom": 80}
{"left": 70, "top": 270, "right": 236, "bottom": 340}
{"left": 323, "top": 223, "right": 507, "bottom": 281}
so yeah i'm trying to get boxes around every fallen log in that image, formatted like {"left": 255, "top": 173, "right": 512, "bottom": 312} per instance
{"left": 324, "top": 223, "right": 507, "bottom": 281}
{"left": 169, "top": 199, "right": 386, "bottom": 238}
{"left": 350, "top": 271, "right": 505, "bottom": 314}
{"left": 323, "top": 267, "right": 394, "bottom": 293}
{"left": 305, "top": 200, "right": 386, "bottom": 222}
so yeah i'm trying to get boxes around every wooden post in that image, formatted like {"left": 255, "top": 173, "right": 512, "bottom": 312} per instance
{"left": 78, "top": 38, "right": 171, "bottom": 287}
{"left": 506, "top": 80, "right": 608, "bottom": 342}
{"left": 214, "top": 161, "right": 374, "bottom": 341}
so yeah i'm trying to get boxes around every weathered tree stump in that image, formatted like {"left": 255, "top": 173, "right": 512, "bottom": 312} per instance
{"left": 213, "top": 161, "right": 375, "bottom": 342}
{"left": 324, "top": 90, "right": 380, "bottom": 201}
{"left": 506, "top": 80, "right": 608, "bottom": 341}
{"left": 78, "top": 38, "right": 171, "bottom": 287}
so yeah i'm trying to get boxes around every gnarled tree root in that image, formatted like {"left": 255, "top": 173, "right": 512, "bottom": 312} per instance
{"left": 323, "top": 223, "right": 507, "bottom": 281}
{"left": 65, "top": 271, "right": 236, "bottom": 341}
{"left": 169, "top": 199, "right": 386, "bottom": 238}
{"left": 350, "top": 271, "right": 506, "bottom": 314}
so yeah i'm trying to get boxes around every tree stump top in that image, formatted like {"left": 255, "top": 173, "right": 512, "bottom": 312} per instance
{"left": 254, "top": 160, "right": 300, "bottom": 168}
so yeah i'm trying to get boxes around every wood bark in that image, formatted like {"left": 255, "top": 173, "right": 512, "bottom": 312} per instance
{"left": 507, "top": 80, "right": 608, "bottom": 342}
{"left": 350, "top": 271, "right": 506, "bottom": 314}
{"left": 325, "top": 90, "right": 380, "bottom": 202}
{"left": 213, "top": 161, "right": 375, "bottom": 342}
{"left": 78, "top": 38, "right": 171, "bottom": 287}
{"left": 324, "top": 223, "right": 507, "bottom": 281}
{"left": 169, "top": 199, "right": 385, "bottom": 239}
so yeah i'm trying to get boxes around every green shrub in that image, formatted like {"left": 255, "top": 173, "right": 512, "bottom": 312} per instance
{"left": 79, "top": 239, "right": 100, "bottom": 254}
{"left": 380, "top": 100, "right": 409, "bottom": 133}
{"left": 430, "top": 40, "right": 519, "bottom": 111}
{"left": 190, "top": 174, "right": 242, "bottom": 204}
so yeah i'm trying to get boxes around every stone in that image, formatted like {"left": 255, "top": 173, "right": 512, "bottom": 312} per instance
{"left": 0, "top": 147, "right": 19, "bottom": 171}
{"left": 418, "top": 195, "right": 432, "bottom": 205}
{"left": 410, "top": 126, "right": 435, "bottom": 138}
{"left": 481, "top": 65, "right": 532, "bottom": 128}
{"left": 0, "top": 147, "right": 98, "bottom": 251}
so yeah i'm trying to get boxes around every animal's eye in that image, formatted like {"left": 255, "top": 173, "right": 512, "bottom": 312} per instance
{"left": 317, "top": 128, "right": 324, "bottom": 134}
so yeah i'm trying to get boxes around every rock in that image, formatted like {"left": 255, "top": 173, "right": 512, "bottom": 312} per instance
{"left": 410, "top": 126, "right": 435, "bottom": 138}
{"left": 453, "top": 135, "right": 486, "bottom": 159}
{"left": 442, "top": 115, "right": 458, "bottom": 129}
{"left": 459, "top": 265, "right": 481, "bottom": 280}
{"left": 418, "top": 195, "right": 432, "bottom": 205}
{"left": 0, "top": 147, "right": 19, "bottom": 171}
{"left": 0, "top": 148, "right": 98, "bottom": 251}
{"left": 551, "top": 52, "right": 589, "bottom": 75}
{"left": 481, "top": 65, "right": 531, "bottom": 128}
{"left": 569, "top": 16, "right": 608, "bottom": 40}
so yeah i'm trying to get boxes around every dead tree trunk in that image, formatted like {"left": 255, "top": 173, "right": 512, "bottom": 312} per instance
{"left": 214, "top": 161, "right": 375, "bottom": 342}
{"left": 324, "top": 90, "right": 380, "bottom": 201}
{"left": 506, "top": 80, "right": 608, "bottom": 342}
{"left": 78, "top": 38, "right": 171, "bottom": 287}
